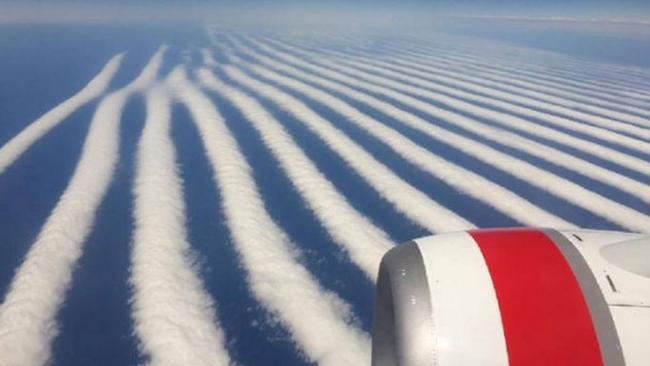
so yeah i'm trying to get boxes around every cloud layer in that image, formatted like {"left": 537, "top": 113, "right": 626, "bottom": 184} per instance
{"left": 171, "top": 68, "right": 371, "bottom": 365}
{"left": 0, "top": 53, "right": 123, "bottom": 175}
{"left": 129, "top": 83, "right": 230, "bottom": 366}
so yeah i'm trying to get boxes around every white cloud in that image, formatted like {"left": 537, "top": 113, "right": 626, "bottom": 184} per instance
{"left": 219, "top": 37, "right": 574, "bottom": 228}
{"left": 129, "top": 84, "right": 230, "bottom": 366}
{"left": 0, "top": 46, "right": 165, "bottom": 366}
{"left": 0, "top": 53, "right": 123, "bottom": 175}
{"left": 207, "top": 65, "right": 402, "bottom": 278}
{"left": 169, "top": 68, "right": 371, "bottom": 366}
{"left": 222, "top": 65, "right": 474, "bottom": 238}
{"left": 235, "top": 36, "right": 650, "bottom": 232}
{"left": 304, "top": 44, "right": 650, "bottom": 205}
{"left": 355, "top": 40, "right": 650, "bottom": 126}
{"left": 306, "top": 40, "right": 650, "bottom": 154}
{"left": 247, "top": 37, "right": 650, "bottom": 178}
{"left": 381, "top": 44, "right": 650, "bottom": 128}
{"left": 201, "top": 48, "right": 218, "bottom": 67}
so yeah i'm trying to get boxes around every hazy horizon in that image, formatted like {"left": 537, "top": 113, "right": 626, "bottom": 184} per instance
{"left": 2, "top": 0, "right": 650, "bottom": 25}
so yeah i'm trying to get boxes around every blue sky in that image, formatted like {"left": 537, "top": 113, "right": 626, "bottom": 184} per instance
{"left": 1, "top": 0, "right": 649, "bottom": 24}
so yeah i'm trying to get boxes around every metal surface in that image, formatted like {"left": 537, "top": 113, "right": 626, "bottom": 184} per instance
{"left": 545, "top": 229, "right": 626, "bottom": 366}
{"left": 372, "top": 241, "right": 436, "bottom": 366}
{"left": 371, "top": 229, "right": 649, "bottom": 366}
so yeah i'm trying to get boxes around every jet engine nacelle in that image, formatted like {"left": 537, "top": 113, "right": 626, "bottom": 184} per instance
{"left": 372, "top": 228, "right": 650, "bottom": 366}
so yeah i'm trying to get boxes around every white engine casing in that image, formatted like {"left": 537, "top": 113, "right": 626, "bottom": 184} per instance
{"left": 371, "top": 228, "right": 650, "bottom": 366}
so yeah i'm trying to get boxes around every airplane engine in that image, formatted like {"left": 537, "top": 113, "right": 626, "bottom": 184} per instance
{"left": 372, "top": 228, "right": 650, "bottom": 366}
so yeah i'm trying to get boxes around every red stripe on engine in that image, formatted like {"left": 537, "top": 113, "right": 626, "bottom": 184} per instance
{"left": 470, "top": 229, "right": 603, "bottom": 366}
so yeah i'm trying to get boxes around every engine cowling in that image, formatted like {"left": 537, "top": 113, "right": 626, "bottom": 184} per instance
{"left": 372, "top": 228, "right": 650, "bottom": 366}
